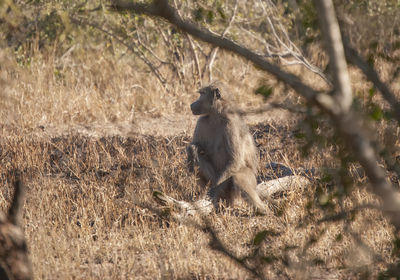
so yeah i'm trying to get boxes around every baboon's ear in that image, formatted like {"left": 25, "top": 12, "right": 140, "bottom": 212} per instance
{"left": 214, "top": 88, "right": 221, "bottom": 99}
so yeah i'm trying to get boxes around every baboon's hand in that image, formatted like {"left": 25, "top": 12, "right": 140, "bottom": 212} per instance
{"left": 187, "top": 143, "right": 202, "bottom": 172}
{"left": 187, "top": 143, "right": 200, "bottom": 160}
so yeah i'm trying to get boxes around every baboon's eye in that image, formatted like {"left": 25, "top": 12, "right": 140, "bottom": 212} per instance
{"left": 214, "top": 88, "right": 221, "bottom": 99}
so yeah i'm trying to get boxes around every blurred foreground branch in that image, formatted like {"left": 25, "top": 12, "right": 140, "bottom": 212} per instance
{"left": 0, "top": 174, "right": 32, "bottom": 280}
{"left": 315, "top": 0, "right": 352, "bottom": 113}
{"left": 343, "top": 37, "right": 400, "bottom": 123}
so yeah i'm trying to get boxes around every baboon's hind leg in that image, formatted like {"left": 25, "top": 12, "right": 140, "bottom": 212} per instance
{"left": 207, "top": 178, "right": 237, "bottom": 208}
{"left": 232, "top": 168, "right": 268, "bottom": 214}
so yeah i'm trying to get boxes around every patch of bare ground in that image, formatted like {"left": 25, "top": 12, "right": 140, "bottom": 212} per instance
{"left": 0, "top": 114, "right": 395, "bottom": 279}
{"left": 6, "top": 108, "right": 293, "bottom": 138}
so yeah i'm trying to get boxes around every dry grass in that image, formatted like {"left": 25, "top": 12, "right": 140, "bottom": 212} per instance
{"left": 0, "top": 45, "right": 273, "bottom": 131}
{"left": 0, "top": 28, "right": 399, "bottom": 278}
{"left": 0, "top": 125, "right": 396, "bottom": 279}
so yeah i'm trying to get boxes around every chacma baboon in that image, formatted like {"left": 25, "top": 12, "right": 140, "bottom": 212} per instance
{"left": 0, "top": 174, "right": 32, "bottom": 280}
{"left": 187, "top": 83, "right": 267, "bottom": 214}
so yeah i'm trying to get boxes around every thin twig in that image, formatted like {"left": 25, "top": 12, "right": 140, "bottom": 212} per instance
{"left": 202, "top": 0, "right": 238, "bottom": 82}
{"left": 173, "top": 0, "right": 201, "bottom": 85}
{"left": 70, "top": 16, "right": 168, "bottom": 91}
{"left": 259, "top": 0, "right": 331, "bottom": 85}
{"left": 135, "top": 21, "right": 170, "bottom": 65}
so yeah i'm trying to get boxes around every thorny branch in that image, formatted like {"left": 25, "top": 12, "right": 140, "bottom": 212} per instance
{"left": 109, "top": 0, "right": 400, "bottom": 230}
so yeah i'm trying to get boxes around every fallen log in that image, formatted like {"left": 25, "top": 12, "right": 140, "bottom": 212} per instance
{"left": 153, "top": 175, "right": 310, "bottom": 220}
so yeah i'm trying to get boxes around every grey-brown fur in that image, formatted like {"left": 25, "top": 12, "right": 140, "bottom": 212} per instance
{"left": 187, "top": 83, "right": 267, "bottom": 214}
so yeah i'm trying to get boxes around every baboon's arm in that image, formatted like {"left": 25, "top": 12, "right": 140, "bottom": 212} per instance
{"left": 187, "top": 142, "right": 218, "bottom": 184}
{"left": 198, "top": 155, "right": 218, "bottom": 185}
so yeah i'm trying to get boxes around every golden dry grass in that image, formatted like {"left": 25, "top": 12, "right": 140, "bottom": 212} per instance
{"left": 0, "top": 35, "right": 398, "bottom": 279}
{"left": 0, "top": 128, "right": 396, "bottom": 279}
{"left": 0, "top": 45, "right": 273, "bottom": 131}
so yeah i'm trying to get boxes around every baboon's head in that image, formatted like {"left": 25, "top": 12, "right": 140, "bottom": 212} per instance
{"left": 190, "top": 85, "right": 222, "bottom": 115}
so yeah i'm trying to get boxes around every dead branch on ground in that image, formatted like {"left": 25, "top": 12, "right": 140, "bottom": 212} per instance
{"left": 153, "top": 175, "right": 310, "bottom": 221}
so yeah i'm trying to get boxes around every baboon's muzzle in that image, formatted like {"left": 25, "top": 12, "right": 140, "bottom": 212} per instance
{"left": 190, "top": 101, "right": 202, "bottom": 115}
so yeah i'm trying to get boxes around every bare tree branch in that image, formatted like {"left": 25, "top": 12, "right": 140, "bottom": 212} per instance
{"left": 109, "top": 0, "right": 324, "bottom": 107}
{"left": 314, "top": 0, "right": 352, "bottom": 113}
{"left": 314, "top": 0, "right": 400, "bottom": 228}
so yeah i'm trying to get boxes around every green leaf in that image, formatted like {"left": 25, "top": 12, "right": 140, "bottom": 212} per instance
{"left": 367, "top": 53, "right": 375, "bottom": 67}
{"left": 217, "top": 7, "right": 226, "bottom": 20}
{"left": 313, "top": 258, "right": 325, "bottom": 265}
{"left": 294, "top": 131, "right": 305, "bottom": 139}
{"left": 206, "top": 10, "right": 214, "bottom": 24}
{"left": 370, "top": 104, "right": 383, "bottom": 121}
{"left": 253, "top": 230, "right": 268, "bottom": 245}
{"left": 321, "top": 173, "right": 333, "bottom": 183}
{"left": 262, "top": 255, "right": 277, "bottom": 263}
{"left": 255, "top": 85, "right": 273, "bottom": 99}
{"left": 368, "top": 87, "right": 376, "bottom": 97}
{"left": 393, "top": 238, "right": 400, "bottom": 251}
{"left": 369, "top": 41, "right": 378, "bottom": 50}
{"left": 392, "top": 40, "right": 400, "bottom": 50}
{"left": 194, "top": 7, "right": 205, "bottom": 22}
{"left": 252, "top": 230, "right": 279, "bottom": 246}
{"left": 383, "top": 110, "right": 393, "bottom": 120}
